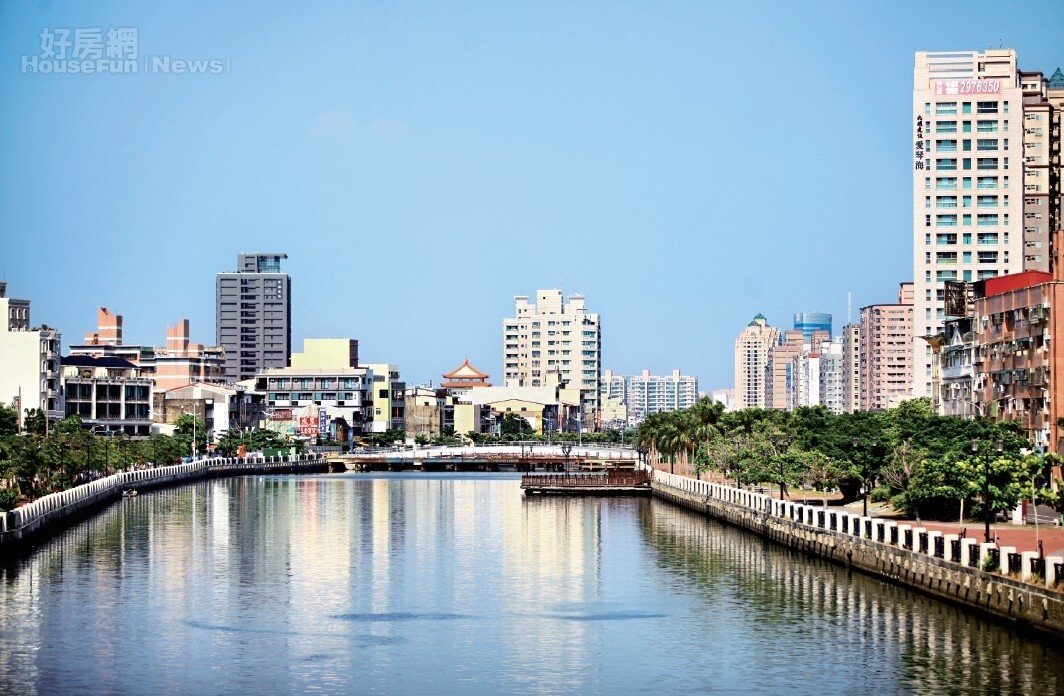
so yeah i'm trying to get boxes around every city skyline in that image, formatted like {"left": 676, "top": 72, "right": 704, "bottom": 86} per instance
{"left": 2, "top": 2, "right": 1062, "bottom": 391}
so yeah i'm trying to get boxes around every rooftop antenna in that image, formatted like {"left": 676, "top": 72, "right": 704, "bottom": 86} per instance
{"left": 847, "top": 292, "right": 852, "bottom": 325}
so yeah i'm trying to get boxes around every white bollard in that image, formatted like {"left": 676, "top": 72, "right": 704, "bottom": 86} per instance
{"left": 883, "top": 521, "right": 898, "bottom": 546}
{"left": 1020, "top": 551, "right": 1038, "bottom": 582}
{"left": 998, "top": 546, "right": 1016, "bottom": 574}
{"left": 1046, "top": 556, "right": 1064, "bottom": 586}
{"left": 961, "top": 538, "right": 978, "bottom": 567}
{"left": 927, "top": 531, "right": 943, "bottom": 558}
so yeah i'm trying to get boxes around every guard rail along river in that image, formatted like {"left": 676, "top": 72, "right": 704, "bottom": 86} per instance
{"left": 0, "top": 453, "right": 328, "bottom": 547}
{"left": 649, "top": 465, "right": 1064, "bottom": 638}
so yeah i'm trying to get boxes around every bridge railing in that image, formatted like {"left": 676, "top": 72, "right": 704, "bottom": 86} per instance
{"left": 347, "top": 444, "right": 639, "bottom": 460}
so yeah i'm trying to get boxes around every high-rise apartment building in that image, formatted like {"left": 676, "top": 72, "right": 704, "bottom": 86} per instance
{"left": 217, "top": 253, "right": 292, "bottom": 383}
{"left": 912, "top": 50, "right": 1064, "bottom": 397}
{"left": 860, "top": 283, "right": 914, "bottom": 411}
{"left": 503, "top": 290, "right": 601, "bottom": 426}
{"left": 734, "top": 314, "right": 778, "bottom": 409}
{"left": 817, "top": 338, "right": 846, "bottom": 414}
{"left": 841, "top": 323, "right": 860, "bottom": 413}
{"left": 767, "top": 329, "right": 803, "bottom": 410}
{"left": 600, "top": 368, "right": 698, "bottom": 424}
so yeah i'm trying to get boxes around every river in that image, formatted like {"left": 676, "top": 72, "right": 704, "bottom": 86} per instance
{"left": 2, "top": 472, "right": 1062, "bottom": 694}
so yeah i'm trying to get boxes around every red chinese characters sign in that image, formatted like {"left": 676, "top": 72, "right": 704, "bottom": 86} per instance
{"left": 298, "top": 416, "right": 317, "bottom": 435}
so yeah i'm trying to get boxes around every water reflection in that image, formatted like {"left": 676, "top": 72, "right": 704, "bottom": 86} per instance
{"left": 642, "top": 502, "right": 1064, "bottom": 695}
{"left": 0, "top": 474, "right": 1061, "bottom": 695}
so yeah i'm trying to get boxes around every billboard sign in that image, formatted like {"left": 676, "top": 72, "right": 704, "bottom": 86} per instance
{"left": 934, "top": 79, "right": 1002, "bottom": 96}
{"left": 298, "top": 416, "right": 317, "bottom": 435}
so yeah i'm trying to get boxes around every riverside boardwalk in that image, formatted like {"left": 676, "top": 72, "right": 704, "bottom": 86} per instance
{"left": 647, "top": 462, "right": 1064, "bottom": 638}
{"left": 521, "top": 469, "right": 651, "bottom": 495}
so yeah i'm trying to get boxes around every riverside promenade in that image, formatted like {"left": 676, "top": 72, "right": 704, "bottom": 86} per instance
{"left": 647, "top": 463, "right": 1064, "bottom": 638}
{"left": 675, "top": 466, "right": 1064, "bottom": 558}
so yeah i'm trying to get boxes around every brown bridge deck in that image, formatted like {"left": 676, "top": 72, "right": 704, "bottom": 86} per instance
{"left": 521, "top": 470, "right": 652, "bottom": 496}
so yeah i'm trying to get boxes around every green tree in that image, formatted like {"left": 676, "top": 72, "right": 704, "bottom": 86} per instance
{"left": 901, "top": 455, "right": 974, "bottom": 521}
{"left": 22, "top": 408, "right": 47, "bottom": 436}
{"left": 0, "top": 403, "right": 18, "bottom": 436}
{"left": 52, "top": 414, "right": 84, "bottom": 435}
{"left": 174, "top": 413, "right": 207, "bottom": 456}
{"left": 799, "top": 449, "right": 848, "bottom": 507}
{"left": 500, "top": 414, "right": 533, "bottom": 437}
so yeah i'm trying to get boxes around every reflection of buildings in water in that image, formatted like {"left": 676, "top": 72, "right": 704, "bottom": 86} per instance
{"left": 370, "top": 478, "right": 395, "bottom": 619}
{"left": 286, "top": 477, "right": 351, "bottom": 636}
{"left": 643, "top": 502, "right": 1064, "bottom": 694}
{"left": 500, "top": 494, "right": 602, "bottom": 693}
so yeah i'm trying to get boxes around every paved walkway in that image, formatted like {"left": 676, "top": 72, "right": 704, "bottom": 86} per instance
{"left": 657, "top": 467, "right": 1064, "bottom": 557}
{"left": 883, "top": 520, "right": 1064, "bottom": 557}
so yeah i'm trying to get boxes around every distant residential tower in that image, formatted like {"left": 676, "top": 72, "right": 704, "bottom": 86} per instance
{"left": 503, "top": 289, "right": 601, "bottom": 427}
{"left": 216, "top": 253, "right": 292, "bottom": 383}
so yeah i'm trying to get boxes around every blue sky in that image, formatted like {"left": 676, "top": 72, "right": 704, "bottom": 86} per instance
{"left": 1, "top": 1, "right": 1062, "bottom": 392}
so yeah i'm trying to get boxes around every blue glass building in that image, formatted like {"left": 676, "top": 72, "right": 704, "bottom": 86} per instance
{"left": 793, "top": 312, "right": 831, "bottom": 340}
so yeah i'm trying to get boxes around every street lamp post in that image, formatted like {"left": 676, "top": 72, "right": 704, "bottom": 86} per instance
{"left": 728, "top": 435, "right": 743, "bottom": 488}
{"left": 561, "top": 442, "right": 574, "bottom": 473}
{"left": 971, "top": 438, "right": 1004, "bottom": 543}
{"left": 770, "top": 434, "right": 792, "bottom": 500}
{"left": 852, "top": 436, "right": 877, "bottom": 518}
{"left": 185, "top": 408, "right": 198, "bottom": 460}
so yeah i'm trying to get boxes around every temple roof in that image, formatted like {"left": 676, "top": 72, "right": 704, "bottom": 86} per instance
{"left": 443, "top": 358, "right": 490, "bottom": 380}
{"left": 442, "top": 358, "right": 492, "bottom": 388}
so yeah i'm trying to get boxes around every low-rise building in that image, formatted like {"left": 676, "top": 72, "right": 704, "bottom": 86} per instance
{"left": 154, "top": 382, "right": 264, "bottom": 444}
{"left": 61, "top": 355, "right": 152, "bottom": 436}
{"left": 464, "top": 373, "right": 582, "bottom": 435}
{"left": 940, "top": 271, "right": 1060, "bottom": 451}
{"left": 365, "top": 363, "right": 405, "bottom": 433}
{"left": 0, "top": 283, "right": 63, "bottom": 427}
{"left": 70, "top": 309, "right": 225, "bottom": 391}
{"left": 251, "top": 338, "right": 373, "bottom": 442}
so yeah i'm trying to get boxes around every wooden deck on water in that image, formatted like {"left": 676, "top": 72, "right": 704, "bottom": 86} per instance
{"left": 520, "top": 470, "right": 652, "bottom": 496}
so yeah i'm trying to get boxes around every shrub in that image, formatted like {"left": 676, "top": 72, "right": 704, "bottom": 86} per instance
{"left": 0, "top": 487, "right": 19, "bottom": 512}
{"left": 870, "top": 485, "right": 892, "bottom": 503}
{"left": 890, "top": 492, "right": 910, "bottom": 513}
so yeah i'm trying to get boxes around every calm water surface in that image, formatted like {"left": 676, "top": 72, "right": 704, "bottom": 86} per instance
{"left": 2, "top": 473, "right": 1063, "bottom": 695}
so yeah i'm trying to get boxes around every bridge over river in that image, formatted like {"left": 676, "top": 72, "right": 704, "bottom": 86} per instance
{"left": 332, "top": 443, "right": 640, "bottom": 472}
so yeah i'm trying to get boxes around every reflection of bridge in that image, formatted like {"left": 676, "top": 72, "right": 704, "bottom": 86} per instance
{"left": 335, "top": 444, "right": 639, "bottom": 472}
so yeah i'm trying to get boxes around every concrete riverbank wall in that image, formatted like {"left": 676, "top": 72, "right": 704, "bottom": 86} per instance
{"left": 651, "top": 469, "right": 1064, "bottom": 639}
{"left": 0, "top": 455, "right": 328, "bottom": 548}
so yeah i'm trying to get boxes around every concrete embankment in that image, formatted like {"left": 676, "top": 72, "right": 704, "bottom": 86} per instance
{"left": 0, "top": 455, "right": 329, "bottom": 549}
{"left": 651, "top": 469, "right": 1064, "bottom": 639}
